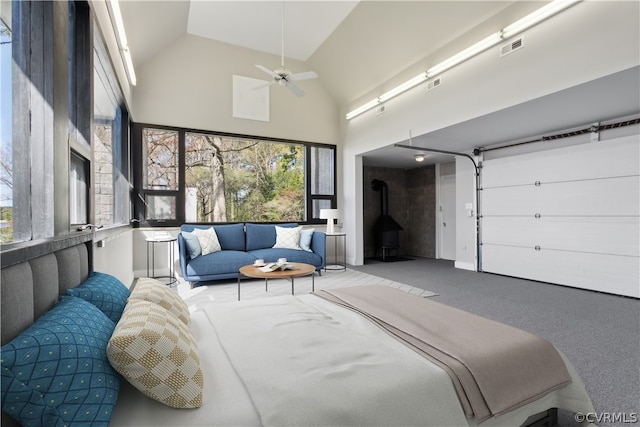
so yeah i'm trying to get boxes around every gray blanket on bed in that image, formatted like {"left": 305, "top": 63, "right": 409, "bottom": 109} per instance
{"left": 315, "top": 285, "right": 572, "bottom": 423}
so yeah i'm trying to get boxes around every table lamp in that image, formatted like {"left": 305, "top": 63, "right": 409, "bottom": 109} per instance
{"left": 319, "top": 209, "right": 339, "bottom": 234}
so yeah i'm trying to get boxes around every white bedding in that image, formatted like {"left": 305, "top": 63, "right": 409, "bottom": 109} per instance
{"left": 110, "top": 294, "right": 594, "bottom": 426}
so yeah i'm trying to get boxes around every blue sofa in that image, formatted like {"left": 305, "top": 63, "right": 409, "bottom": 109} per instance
{"left": 178, "top": 223, "right": 326, "bottom": 284}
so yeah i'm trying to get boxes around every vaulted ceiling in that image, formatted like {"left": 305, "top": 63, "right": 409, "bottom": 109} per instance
{"left": 119, "top": 1, "right": 639, "bottom": 169}
{"left": 120, "top": 1, "right": 523, "bottom": 108}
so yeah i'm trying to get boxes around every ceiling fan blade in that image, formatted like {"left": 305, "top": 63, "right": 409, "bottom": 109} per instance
{"left": 288, "top": 71, "right": 318, "bottom": 81}
{"left": 255, "top": 64, "right": 279, "bottom": 79}
{"left": 285, "top": 80, "right": 305, "bottom": 97}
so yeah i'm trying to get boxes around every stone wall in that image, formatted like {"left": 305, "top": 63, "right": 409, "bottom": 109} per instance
{"left": 362, "top": 165, "right": 436, "bottom": 259}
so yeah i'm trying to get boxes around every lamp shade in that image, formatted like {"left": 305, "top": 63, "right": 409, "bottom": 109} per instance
{"left": 319, "top": 209, "right": 339, "bottom": 234}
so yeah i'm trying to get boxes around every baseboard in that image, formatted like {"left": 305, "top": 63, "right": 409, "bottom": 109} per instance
{"left": 454, "top": 261, "right": 476, "bottom": 271}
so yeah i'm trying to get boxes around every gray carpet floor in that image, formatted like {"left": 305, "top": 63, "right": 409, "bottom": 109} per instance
{"left": 351, "top": 257, "right": 640, "bottom": 427}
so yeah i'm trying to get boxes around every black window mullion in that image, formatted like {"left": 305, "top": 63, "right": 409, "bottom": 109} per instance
{"left": 177, "top": 129, "right": 186, "bottom": 224}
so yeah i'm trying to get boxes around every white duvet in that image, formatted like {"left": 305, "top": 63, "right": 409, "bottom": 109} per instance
{"left": 110, "top": 294, "right": 595, "bottom": 427}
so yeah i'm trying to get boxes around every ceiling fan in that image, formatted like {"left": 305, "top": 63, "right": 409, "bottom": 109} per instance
{"left": 255, "top": 1, "right": 318, "bottom": 97}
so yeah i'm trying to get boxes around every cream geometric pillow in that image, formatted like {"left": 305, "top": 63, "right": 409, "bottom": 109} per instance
{"left": 272, "top": 225, "right": 302, "bottom": 250}
{"left": 107, "top": 300, "right": 203, "bottom": 408}
{"left": 193, "top": 227, "right": 221, "bottom": 255}
{"left": 130, "top": 277, "right": 191, "bottom": 326}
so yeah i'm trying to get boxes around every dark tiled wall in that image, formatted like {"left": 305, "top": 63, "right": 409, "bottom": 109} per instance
{"left": 363, "top": 165, "right": 436, "bottom": 259}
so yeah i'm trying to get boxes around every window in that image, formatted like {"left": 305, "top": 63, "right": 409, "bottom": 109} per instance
{"left": 0, "top": 15, "right": 12, "bottom": 243}
{"left": 309, "top": 145, "right": 336, "bottom": 219}
{"left": 70, "top": 152, "right": 88, "bottom": 225}
{"left": 185, "top": 132, "right": 304, "bottom": 222}
{"left": 93, "top": 20, "right": 130, "bottom": 228}
{"left": 142, "top": 128, "right": 179, "bottom": 221}
{"left": 133, "top": 124, "right": 336, "bottom": 226}
{"left": 0, "top": 0, "right": 132, "bottom": 253}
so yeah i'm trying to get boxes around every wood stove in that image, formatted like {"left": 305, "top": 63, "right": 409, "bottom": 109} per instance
{"left": 371, "top": 179, "right": 403, "bottom": 261}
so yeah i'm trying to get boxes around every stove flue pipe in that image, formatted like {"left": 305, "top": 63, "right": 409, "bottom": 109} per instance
{"left": 371, "top": 179, "right": 389, "bottom": 215}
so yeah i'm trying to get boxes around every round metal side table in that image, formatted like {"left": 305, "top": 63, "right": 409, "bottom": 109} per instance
{"left": 146, "top": 235, "right": 178, "bottom": 285}
{"left": 325, "top": 232, "right": 347, "bottom": 271}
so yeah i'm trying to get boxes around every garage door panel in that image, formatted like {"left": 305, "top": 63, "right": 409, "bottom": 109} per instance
{"left": 481, "top": 245, "right": 639, "bottom": 298}
{"left": 483, "top": 136, "right": 639, "bottom": 188}
{"left": 482, "top": 176, "right": 639, "bottom": 216}
{"left": 482, "top": 216, "right": 639, "bottom": 257}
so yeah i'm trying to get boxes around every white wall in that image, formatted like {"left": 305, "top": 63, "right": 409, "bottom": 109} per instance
{"left": 131, "top": 228, "right": 180, "bottom": 279}
{"left": 132, "top": 34, "right": 339, "bottom": 145}
{"left": 93, "top": 229, "right": 134, "bottom": 287}
{"left": 340, "top": 1, "right": 640, "bottom": 266}
{"left": 454, "top": 157, "right": 477, "bottom": 271}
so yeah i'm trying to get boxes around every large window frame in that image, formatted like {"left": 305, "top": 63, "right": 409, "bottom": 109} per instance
{"left": 132, "top": 123, "right": 336, "bottom": 227}
{"left": 1, "top": 0, "right": 133, "bottom": 256}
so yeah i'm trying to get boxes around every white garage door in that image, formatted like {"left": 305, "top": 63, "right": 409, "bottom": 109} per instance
{"left": 480, "top": 135, "right": 639, "bottom": 297}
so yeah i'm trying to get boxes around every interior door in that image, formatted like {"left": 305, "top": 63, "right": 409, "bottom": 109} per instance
{"left": 440, "top": 174, "right": 456, "bottom": 260}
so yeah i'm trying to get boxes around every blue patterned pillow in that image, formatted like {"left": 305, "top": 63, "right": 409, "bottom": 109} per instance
{"left": 66, "top": 272, "right": 130, "bottom": 323}
{"left": 1, "top": 296, "right": 121, "bottom": 427}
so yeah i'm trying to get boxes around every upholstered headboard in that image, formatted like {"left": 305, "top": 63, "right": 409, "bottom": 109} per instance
{"left": 1, "top": 240, "right": 92, "bottom": 345}
{"left": 1, "top": 239, "right": 92, "bottom": 426}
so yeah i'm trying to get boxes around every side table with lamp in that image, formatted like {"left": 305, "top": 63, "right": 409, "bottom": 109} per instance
{"left": 320, "top": 209, "right": 346, "bottom": 271}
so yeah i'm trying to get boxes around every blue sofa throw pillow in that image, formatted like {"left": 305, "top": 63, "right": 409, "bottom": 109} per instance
{"left": 66, "top": 272, "right": 130, "bottom": 323}
{"left": 182, "top": 230, "right": 202, "bottom": 259}
{"left": 299, "top": 228, "right": 315, "bottom": 252}
{"left": 1, "top": 296, "right": 121, "bottom": 427}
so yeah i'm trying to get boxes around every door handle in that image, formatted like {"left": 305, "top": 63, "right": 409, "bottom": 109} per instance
{"left": 443, "top": 222, "right": 446, "bottom": 227}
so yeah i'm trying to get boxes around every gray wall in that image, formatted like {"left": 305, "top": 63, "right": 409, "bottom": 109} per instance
{"left": 363, "top": 165, "right": 436, "bottom": 260}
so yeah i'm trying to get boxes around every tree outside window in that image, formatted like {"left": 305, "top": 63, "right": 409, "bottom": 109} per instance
{"left": 136, "top": 125, "right": 333, "bottom": 225}
{"left": 185, "top": 133, "right": 303, "bottom": 223}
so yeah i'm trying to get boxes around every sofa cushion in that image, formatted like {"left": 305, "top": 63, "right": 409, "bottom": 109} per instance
{"left": 248, "top": 248, "right": 322, "bottom": 268}
{"left": 66, "top": 271, "right": 131, "bottom": 323}
{"left": 1, "top": 296, "right": 120, "bottom": 427}
{"left": 245, "top": 223, "right": 298, "bottom": 251}
{"left": 181, "top": 231, "right": 202, "bottom": 259}
{"left": 273, "top": 226, "right": 302, "bottom": 250}
{"left": 212, "top": 223, "right": 246, "bottom": 251}
{"left": 181, "top": 224, "right": 246, "bottom": 251}
{"left": 186, "top": 251, "right": 259, "bottom": 277}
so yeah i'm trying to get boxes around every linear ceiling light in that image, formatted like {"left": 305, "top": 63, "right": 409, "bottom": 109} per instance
{"left": 345, "top": 98, "right": 380, "bottom": 120}
{"left": 502, "top": 0, "right": 581, "bottom": 39}
{"left": 378, "top": 73, "right": 428, "bottom": 102}
{"left": 426, "top": 32, "right": 502, "bottom": 77}
{"left": 106, "top": 0, "right": 137, "bottom": 86}
{"left": 345, "top": 0, "right": 581, "bottom": 120}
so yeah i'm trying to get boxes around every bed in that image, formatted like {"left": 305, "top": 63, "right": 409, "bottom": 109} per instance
{"left": 1, "top": 238, "right": 595, "bottom": 426}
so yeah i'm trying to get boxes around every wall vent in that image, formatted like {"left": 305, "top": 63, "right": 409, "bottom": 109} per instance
{"left": 500, "top": 37, "right": 523, "bottom": 57}
{"left": 427, "top": 77, "right": 442, "bottom": 91}
{"left": 375, "top": 105, "right": 386, "bottom": 115}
